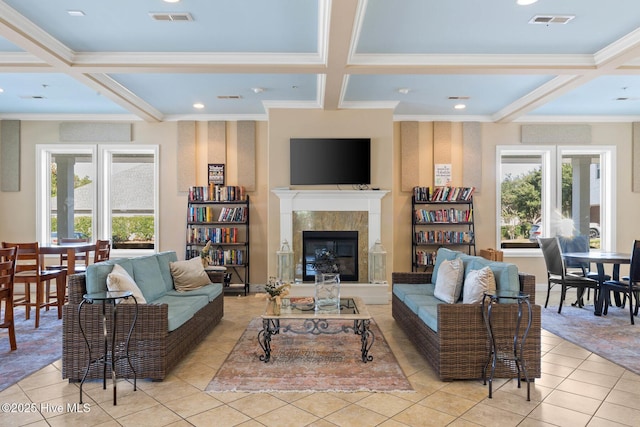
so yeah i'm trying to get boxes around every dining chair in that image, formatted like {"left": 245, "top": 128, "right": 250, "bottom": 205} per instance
{"left": 94, "top": 239, "right": 111, "bottom": 263}
{"left": 601, "top": 240, "right": 640, "bottom": 324}
{"left": 538, "top": 237, "right": 599, "bottom": 313}
{"left": 0, "top": 246, "right": 17, "bottom": 350}
{"left": 557, "top": 234, "right": 610, "bottom": 304}
{"left": 47, "top": 237, "right": 90, "bottom": 273}
{"left": 1, "top": 242, "right": 67, "bottom": 328}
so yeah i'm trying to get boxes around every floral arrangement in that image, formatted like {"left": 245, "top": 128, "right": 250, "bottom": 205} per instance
{"left": 312, "top": 248, "right": 339, "bottom": 274}
{"left": 256, "top": 276, "right": 291, "bottom": 315}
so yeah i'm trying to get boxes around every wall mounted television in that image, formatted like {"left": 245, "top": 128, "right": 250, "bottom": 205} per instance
{"left": 290, "top": 138, "right": 371, "bottom": 185}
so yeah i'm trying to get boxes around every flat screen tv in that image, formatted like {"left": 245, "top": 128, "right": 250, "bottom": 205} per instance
{"left": 290, "top": 138, "right": 371, "bottom": 185}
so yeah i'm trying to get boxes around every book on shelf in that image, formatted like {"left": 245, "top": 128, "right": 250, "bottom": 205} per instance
{"left": 188, "top": 185, "right": 246, "bottom": 202}
{"left": 413, "top": 185, "right": 475, "bottom": 202}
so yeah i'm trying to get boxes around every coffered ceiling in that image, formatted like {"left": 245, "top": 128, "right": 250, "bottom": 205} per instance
{"left": 1, "top": 0, "right": 640, "bottom": 123}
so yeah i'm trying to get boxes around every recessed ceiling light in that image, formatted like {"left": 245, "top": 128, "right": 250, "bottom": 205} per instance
{"left": 163, "top": 0, "right": 181, "bottom": 3}
{"left": 517, "top": 0, "right": 538, "bottom": 5}
{"left": 0, "top": 88, "right": 4, "bottom": 93}
{"left": 454, "top": 104, "right": 466, "bottom": 110}
{"left": 67, "top": 10, "right": 85, "bottom": 17}
{"left": 398, "top": 88, "right": 410, "bottom": 95}
{"left": 193, "top": 103, "right": 204, "bottom": 109}
{"left": 251, "top": 87, "right": 264, "bottom": 94}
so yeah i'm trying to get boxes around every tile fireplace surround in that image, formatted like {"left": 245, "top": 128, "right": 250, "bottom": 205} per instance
{"left": 272, "top": 189, "right": 389, "bottom": 303}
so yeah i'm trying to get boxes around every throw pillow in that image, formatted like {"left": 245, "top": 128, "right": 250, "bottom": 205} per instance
{"left": 433, "top": 258, "right": 464, "bottom": 304}
{"left": 170, "top": 256, "right": 211, "bottom": 292}
{"left": 463, "top": 266, "right": 496, "bottom": 304}
{"left": 106, "top": 264, "right": 147, "bottom": 304}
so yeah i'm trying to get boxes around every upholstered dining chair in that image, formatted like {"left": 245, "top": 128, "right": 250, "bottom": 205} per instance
{"left": 557, "top": 234, "right": 610, "bottom": 304}
{"left": 0, "top": 246, "right": 17, "bottom": 350}
{"left": 94, "top": 239, "right": 111, "bottom": 263}
{"left": 601, "top": 240, "right": 640, "bottom": 325}
{"left": 538, "top": 236, "right": 599, "bottom": 313}
{"left": 1, "top": 242, "right": 67, "bottom": 328}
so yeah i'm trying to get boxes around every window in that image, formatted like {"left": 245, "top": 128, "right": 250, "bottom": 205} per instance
{"left": 497, "top": 145, "right": 615, "bottom": 253}
{"left": 36, "top": 145, "right": 159, "bottom": 255}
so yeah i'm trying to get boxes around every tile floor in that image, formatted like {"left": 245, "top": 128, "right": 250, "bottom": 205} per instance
{"left": 1, "top": 289, "right": 639, "bottom": 427}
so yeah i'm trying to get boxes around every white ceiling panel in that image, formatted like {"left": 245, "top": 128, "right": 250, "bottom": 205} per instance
{"left": 0, "top": 0, "right": 639, "bottom": 122}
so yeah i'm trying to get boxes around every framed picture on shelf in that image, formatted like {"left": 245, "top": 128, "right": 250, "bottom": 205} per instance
{"left": 208, "top": 163, "right": 225, "bottom": 186}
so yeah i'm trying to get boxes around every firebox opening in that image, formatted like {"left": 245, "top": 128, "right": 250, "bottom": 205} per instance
{"left": 302, "top": 231, "right": 358, "bottom": 282}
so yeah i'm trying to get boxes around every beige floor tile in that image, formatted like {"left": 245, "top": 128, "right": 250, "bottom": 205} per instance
{"left": 542, "top": 389, "right": 601, "bottom": 415}
{"left": 604, "top": 389, "right": 640, "bottom": 411}
{"left": 595, "top": 401, "right": 640, "bottom": 426}
{"left": 528, "top": 402, "right": 591, "bottom": 427}
{"left": 460, "top": 403, "right": 524, "bottom": 427}
{"left": 227, "top": 393, "right": 287, "bottom": 418}
{"left": 417, "top": 390, "right": 477, "bottom": 417}
{"left": 254, "top": 404, "right": 320, "bottom": 427}
{"left": 116, "top": 404, "right": 183, "bottom": 427}
{"left": 541, "top": 352, "right": 584, "bottom": 369}
{"left": 292, "top": 393, "right": 350, "bottom": 417}
{"left": 555, "top": 378, "right": 611, "bottom": 400}
{"left": 578, "top": 359, "right": 626, "bottom": 377}
{"left": 163, "top": 392, "right": 224, "bottom": 418}
{"left": 186, "top": 404, "right": 251, "bottom": 427}
{"left": 324, "top": 403, "right": 389, "bottom": 427}
{"left": 567, "top": 369, "right": 620, "bottom": 388}
{"left": 392, "top": 404, "right": 456, "bottom": 427}
{"left": 355, "top": 393, "right": 413, "bottom": 417}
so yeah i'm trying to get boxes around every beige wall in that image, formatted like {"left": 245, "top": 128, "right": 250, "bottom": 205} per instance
{"left": 2, "top": 118, "right": 640, "bottom": 288}
{"left": 266, "top": 109, "right": 395, "bottom": 284}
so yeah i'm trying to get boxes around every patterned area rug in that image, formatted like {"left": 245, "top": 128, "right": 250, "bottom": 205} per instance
{"left": 206, "top": 317, "right": 413, "bottom": 393}
{"left": 0, "top": 309, "right": 63, "bottom": 392}
{"left": 542, "top": 304, "right": 640, "bottom": 375}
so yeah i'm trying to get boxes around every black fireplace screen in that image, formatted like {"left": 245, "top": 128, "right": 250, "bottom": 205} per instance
{"left": 302, "top": 230, "right": 358, "bottom": 282}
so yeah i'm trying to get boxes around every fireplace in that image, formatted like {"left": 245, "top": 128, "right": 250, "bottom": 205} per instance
{"left": 302, "top": 231, "right": 358, "bottom": 282}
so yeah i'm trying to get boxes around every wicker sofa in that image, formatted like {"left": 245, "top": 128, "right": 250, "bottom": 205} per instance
{"left": 392, "top": 248, "right": 541, "bottom": 381}
{"left": 62, "top": 251, "right": 224, "bottom": 382}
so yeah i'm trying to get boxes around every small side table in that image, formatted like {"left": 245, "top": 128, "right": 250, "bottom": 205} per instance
{"left": 78, "top": 291, "right": 138, "bottom": 406}
{"left": 482, "top": 291, "right": 532, "bottom": 401}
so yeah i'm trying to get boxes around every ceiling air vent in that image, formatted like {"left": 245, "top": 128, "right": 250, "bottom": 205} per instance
{"left": 149, "top": 12, "right": 193, "bottom": 22}
{"left": 448, "top": 96, "right": 470, "bottom": 100}
{"left": 217, "top": 95, "right": 242, "bottom": 100}
{"left": 19, "top": 95, "right": 46, "bottom": 99}
{"left": 529, "top": 15, "right": 575, "bottom": 25}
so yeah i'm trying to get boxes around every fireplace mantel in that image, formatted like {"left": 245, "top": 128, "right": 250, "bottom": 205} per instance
{"left": 272, "top": 189, "right": 389, "bottom": 250}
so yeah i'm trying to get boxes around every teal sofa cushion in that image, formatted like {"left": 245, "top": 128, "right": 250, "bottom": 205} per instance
{"left": 86, "top": 258, "right": 134, "bottom": 294}
{"left": 165, "top": 282, "right": 223, "bottom": 302}
{"left": 466, "top": 257, "right": 519, "bottom": 294}
{"left": 131, "top": 255, "right": 166, "bottom": 302}
{"left": 403, "top": 293, "right": 440, "bottom": 314}
{"left": 417, "top": 304, "right": 439, "bottom": 332}
{"left": 393, "top": 283, "right": 435, "bottom": 301}
{"left": 150, "top": 294, "right": 209, "bottom": 332}
{"left": 432, "top": 248, "right": 459, "bottom": 286}
{"left": 156, "top": 251, "right": 179, "bottom": 292}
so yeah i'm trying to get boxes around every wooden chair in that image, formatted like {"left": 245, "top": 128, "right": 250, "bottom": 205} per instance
{"left": 0, "top": 246, "right": 17, "bottom": 350}
{"left": 94, "top": 239, "right": 111, "bottom": 263}
{"left": 1, "top": 242, "right": 67, "bottom": 328}
{"left": 602, "top": 240, "right": 640, "bottom": 324}
{"left": 538, "top": 236, "right": 599, "bottom": 313}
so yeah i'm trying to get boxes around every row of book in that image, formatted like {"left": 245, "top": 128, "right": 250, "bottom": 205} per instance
{"left": 414, "top": 230, "right": 474, "bottom": 244}
{"left": 415, "top": 250, "right": 437, "bottom": 267}
{"left": 186, "top": 227, "right": 240, "bottom": 244}
{"left": 218, "top": 207, "right": 247, "bottom": 222}
{"left": 413, "top": 186, "right": 475, "bottom": 202}
{"left": 187, "top": 248, "right": 246, "bottom": 266}
{"left": 187, "top": 206, "right": 247, "bottom": 223}
{"left": 189, "top": 185, "right": 246, "bottom": 202}
{"left": 414, "top": 208, "right": 472, "bottom": 224}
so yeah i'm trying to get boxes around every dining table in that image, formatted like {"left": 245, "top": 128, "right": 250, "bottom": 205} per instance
{"left": 39, "top": 242, "right": 96, "bottom": 275}
{"left": 562, "top": 251, "right": 631, "bottom": 316}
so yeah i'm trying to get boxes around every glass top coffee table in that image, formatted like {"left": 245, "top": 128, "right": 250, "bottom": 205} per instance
{"left": 259, "top": 296, "right": 374, "bottom": 363}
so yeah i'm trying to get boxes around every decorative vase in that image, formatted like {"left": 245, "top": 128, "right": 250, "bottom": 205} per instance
{"left": 268, "top": 298, "right": 281, "bottom": 316}
{"left": 314, "top": 273, "right": 340, "bottom": 311}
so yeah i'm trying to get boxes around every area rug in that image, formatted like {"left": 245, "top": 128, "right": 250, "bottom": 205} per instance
{"left": 0, "top": 309, "right": 63, "bottom": 392}
{"left": 542, "top": 305, "right": 640, "bottom": 375}
{"left": 206, "top": 317, "right": 413, "bottom": 393}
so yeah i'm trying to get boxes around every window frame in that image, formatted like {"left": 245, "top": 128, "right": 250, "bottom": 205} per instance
{"left": 36, "top": 144, "right": 159, "bottom": 257}
{"left": 496, "top": 145, "right": 616, "bottom": 256}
